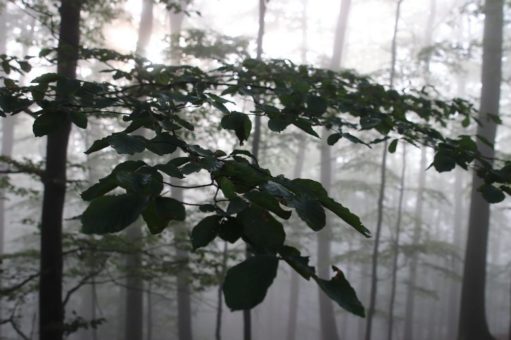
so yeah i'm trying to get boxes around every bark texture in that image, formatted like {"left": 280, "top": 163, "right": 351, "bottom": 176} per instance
{"left": 458, "top": 1, "right": 503, "bottom": 339}
{"left": 39, "top": 1, "right": 81, "bottom": 339}
{"left": 403, "top": 148, "right": 427, "bottom": 340}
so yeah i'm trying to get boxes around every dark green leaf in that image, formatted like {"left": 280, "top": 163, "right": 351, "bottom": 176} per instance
{"left": 155, "top": 162, "right": 184, "bottom": 178}
{"left": 433, "top": 149, "right": 456, "bottom": 172}
{"left": 116, "top": 166, "right": 163, "bottom": 195}
{"left": 293, "top": 118, "right": 319, "bottom": 138}
{"left": 221, "top": 112, "right": 252, "bottom": 145}
{"left": 245, "top": 190, "right": 292, "bottom": 219}
{"left": 388, "top": 139, "right": 398, "bottom": 153}
{"left": 145, "top": 133, "right": 181, "bottom": 156}
{"left": 268, "top": 117, "right": 290, "bottom": 132}
{"left": 81, "top": 175, "right": 118, "bottom": 201}
{"left": 81, "top": 161, "right": 146, "bottom": 200}
{"left": 219, "top": 177, "right": 237, "bottom": 199}
{"left": 109, "top": 133, "right": 146, "bottom": 155}
{"left": 327, "top": 133, "right": 341, "bottom": 146}
{"left": 314, "top": 266, "right": 365, "bottom": 317}
{"left": 18, "top": 61, "right": 31, "bottom": 73}
{"left": 33, "top": 112, "right": 63, "bottom": 137}
{"left": 479, "top": 184, "right": 505, "bottom": 204}
{"left": 218, "top": 217, "right": 243, "bottom": 243}
{"left": 223, "top": 255, "right": 279, "bottom": 310}
{"left": 306, "top": 95, "right": 327, "bottom": 115}
{"left": 279, "top": 246, "right": 315, "bottom": 280}
{"left": 238, "top": 206, "right": 285, "bottom": 251}
{"left": 85, "top": 137, "right": 110, "bottom": 154}
{"left": 142, "top": 197, "right": 186, "bottom": 234}
{"left": 321, "top": 197, "right": 370, "bottom": 237}
{"left": 81, "top": 194, "right": 146, "bottom": 234}
{"left": 191, "top": 215, "right": 221, "bottom": 250}
{"left": 226, "top": 197, "right": 249, "bottom": 215}
{"left": 70, "top": 111, "right": 87, "bottom": 129}
{"left": 292, "top": 197, "right": 325, "bottom": 231}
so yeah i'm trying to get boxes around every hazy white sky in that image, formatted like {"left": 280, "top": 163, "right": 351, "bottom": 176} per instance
{"left": 104, "top": 0, "right": 472, "bottom": 92}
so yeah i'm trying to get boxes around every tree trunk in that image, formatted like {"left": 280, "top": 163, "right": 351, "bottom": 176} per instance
{"left": 124, "top": 224, "right": 144, "bottom": 340}
{"left": 387, "top": 145, "right": 407, "bottom": 340}
{"left": 364, "top": 142, "right": 387, "bottom": 340}
{"left": 458, "top": 1, "right": 503, "bottom": 339}
{"left": 318, "top": 129, "right": 340, "bottom": 340}
{"left": 316, "top": 2, "right": 352, "bottom": 339}
{"left": 330, "top": 0, "right": 351, "bottom": 69}
{"left": 215, "top": 242, "right": 228, "bottom": 340}
{"left": 39, "top": 1, "right": 81, "bottom": 339}
{"left": 168, "top": 5, "right": 193, "bottom": 340}
{"left": 403, "top": 147, "right": 427, "bottom": 340}
{"left": 147, "top": 282, "right": 153, "bottom": 340}
{"left": 286, "top": 136, "right": 307, "bottom": 340}
{"left": 0, "top": 5, "right": 11, "bottom": 334}
{"left": 123, "top": 2, "right": 155, "bottom": 339}
{"left": 365, "top": 2, "right": 402, "bottom": 339}
{"left": 169, "top": 1, "right": 187, "bottom": 65}
{"left": 175, "top": 212, "right": 193, "bottom": 340}
{"left": 136, "top": 0, "right": 154, "bottom": 57}
{"left": 242, "top": 2, "right": 267, "bottom": 339}
{"left": 286, "top": 3, "right": 309, "bottom": 335}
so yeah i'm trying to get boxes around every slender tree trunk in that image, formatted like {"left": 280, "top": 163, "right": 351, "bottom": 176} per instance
{"left": 330, "top": 0, "right": 351, "bottom": 70}
{"left": 365, "top": 2, "right": 402, "bottom": 339}
{"left": 168, "top": 5, "right": 193, "bottom": 340}
{"left": 124, "top": 224, "right": 144, "bottom": 340}
{"left": 458, "top": 1, "right": 503, "bottom": 339}
{"left": 364, "top": 143, "right": 387, "bottom": 340}
{"left": 0, "top": 6, "right": 11, "bottom": 333}
{"left": 318, "top": 129, "right": 340, "bottom": 340}
{"left": 286, "top": 136, "right": 307, "bottom": 340}
{"left": 175, "top": 207, "right": 193, "bottom": 340}
{"left": 315, "top": 2, "right": 352, "bottom": 339}
{"left": 286, "top": 4, "right": 308, "bottom": 336}
{"left": 136, "top": 0, "right": 154, "bottom": 57}
{"left": 403, "top": 148, "right": 427, "bottom": 340}
{"left": 124, "top": 2, "right": 155, "bottom": 339}
{"left": 387, "top": 145, "right": 407, "bottom": 340}
{"left": 215, "top": 242, "right": 228, "bottom": 340}
{"left": 147, "top": 282, "right": 153, "bottom": 340}
{"left": 242, "top": 2, "right": 267, "bottom": 339}
{"left": 39, "top": 1, "right": 81, "bottom": 339}
{"left": 447, "top": 45, "right": 468, "bottom": 335}
{"left": 169, "top": 1, "right": 187, "bottom": 65}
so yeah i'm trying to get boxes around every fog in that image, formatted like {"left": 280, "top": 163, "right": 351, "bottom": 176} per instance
{"left": 0, "top": 0, "right": 510, "bottom": 339}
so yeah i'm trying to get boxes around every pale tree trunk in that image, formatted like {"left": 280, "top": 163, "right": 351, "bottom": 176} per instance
{"left": 243, "top": 2, "right": 267, "bottom": 339}
{"left": 124, "top": 225, "right": 144, "bottom": 340}
{"left": 168, "top": 4, "right": 194, "bottom": 340}
{"left": 401, "top": 0, "right": 437, "bottom": 335}
{"left": 169, "top": 1, "right": 187, "bottom": 65}
{"left": 317, "top": 1, "right": 351, "bottom": 339}
{"left": 124, "top": 2, "right": 155, "bottom": 339}
{"left": 147, "top": 282, "right": 153, "bottom": 340}
{"left": 447, "top": 71, "right": 468, "bottom": 339}
{"left": 215, "top": 242, "right": 228, "bottom": 340}
{"left": 448, "top": 6, "right": 467, "bottom": 340}
{"left": 387, "top": 145, "right": 407, "bottom": 340}
{"left": 286, "top": 136, "right": 307, "bottom": 340}
{"left": 458, "top": 1, "right": 503, "bottom": 339}
{"left": 39, "top": 1, "right": 81, "bottom": 339}
{"left": 318, "top": 129, "right": 340, "bottom": 340}
{"left": 364, "top": 2, "right": 402, "bottom": 339}
{"left": 286, "top": 2, "right": 308, "bottom": 338}
{"left": 402, "top": 148, "right": 427, "bottom": 340}
{"left": 0, "top": 5, "right": 11, "bottom": 333}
